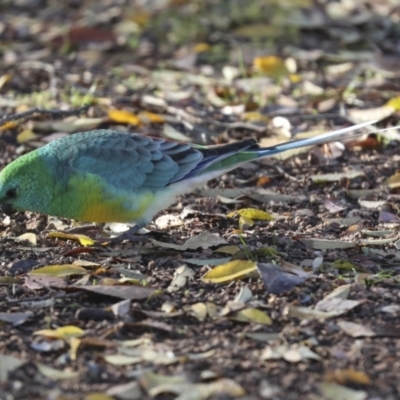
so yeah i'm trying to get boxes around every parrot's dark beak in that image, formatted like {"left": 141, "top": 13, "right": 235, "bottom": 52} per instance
{"left": 1, "top": 203, "right": 15, "bottom": 216}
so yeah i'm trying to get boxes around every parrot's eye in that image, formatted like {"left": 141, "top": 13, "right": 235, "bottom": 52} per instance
{"left": 6, "top": 187, "right": 17, "bottom": 199}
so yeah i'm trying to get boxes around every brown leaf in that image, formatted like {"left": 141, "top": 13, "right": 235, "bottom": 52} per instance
{"left": 51, "top": 26, "right": 116, "bottom": 48}
{"left": 325, "top": 369, "right": 371, "bottom": 385}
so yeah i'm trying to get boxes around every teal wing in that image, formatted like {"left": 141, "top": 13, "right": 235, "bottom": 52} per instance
{"left": 43, "top": 130, "right": 258, "bottom": 192}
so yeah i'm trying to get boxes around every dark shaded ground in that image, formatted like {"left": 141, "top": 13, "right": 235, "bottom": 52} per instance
{"left": 1, "top": 1, "right": 400, "bottom": 399}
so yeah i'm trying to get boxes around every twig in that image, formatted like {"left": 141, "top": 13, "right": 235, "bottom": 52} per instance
{"left": 265, "top": 164, "right": 302, "bottom": 182}
{"left": 0, "top": 104, "right": 90, "bottom": 127}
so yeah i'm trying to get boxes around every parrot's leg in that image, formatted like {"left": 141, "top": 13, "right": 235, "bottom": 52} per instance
{"left": 114, "top": 224, "right": 144, "bottom": 241}
{"left": 103, "top": 223, "right": 149, "bottom": 244}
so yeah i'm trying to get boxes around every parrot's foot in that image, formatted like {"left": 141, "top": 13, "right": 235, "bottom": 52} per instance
{"left": 110, "top": 232, "right": 148, "bottom": 243}
{"left": 99, "top": 224, "right": 148, "bottom": 244}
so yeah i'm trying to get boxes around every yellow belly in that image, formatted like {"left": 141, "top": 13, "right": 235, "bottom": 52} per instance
{"left": 52, "top": 173, "right": 154, "bottom": 223}
{"left": 79, "top": 190, "right": 154, "bottom": 223}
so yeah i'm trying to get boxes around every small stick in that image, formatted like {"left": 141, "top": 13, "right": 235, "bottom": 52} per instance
{"left": 0, "top": 104, "right": 90, "bottom": 127}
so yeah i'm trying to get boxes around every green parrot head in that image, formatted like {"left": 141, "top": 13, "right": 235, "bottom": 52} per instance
{"left": 0, "top": 152, "right": 54, "bottom": 214}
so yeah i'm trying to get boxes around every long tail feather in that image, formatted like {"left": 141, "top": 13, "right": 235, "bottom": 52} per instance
{"left": 256, "top": 119, "right": 378, "bottom": 157}
{"left": 175, "top": 119, "right": 398, "bottom": 181}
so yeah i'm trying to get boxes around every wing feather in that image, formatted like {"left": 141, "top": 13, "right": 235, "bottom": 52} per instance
{"left": 44, "top": 130, "right": 203, "bottom": 192}
{"left": 43, "top": 130, "right": 258, "bottom": 193}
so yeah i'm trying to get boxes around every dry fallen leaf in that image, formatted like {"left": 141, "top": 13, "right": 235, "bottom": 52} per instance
{"left": 33, "top": 118, "right": 105, "bottom": 133}
{"left": 258, "top": 263, "right": 307, "bottom": 294}
{"left": 84, "top": 393, "right": 115, "bottom": 400}
{"left": 33, "top": 325, "right": 85, "bottom": 340}
{"left": 108, "top": 109, "right": 141, "bottom": 126}
{"left": 324, "top": 369, "right": 371, "bottom": 386}
{"left": 0, "top": 354, "right": 26, "bottom": 383}
{"left": 336, "top": 321, "right": 376, "bottom": 338}
{"left": 167, "top": 265, "right": 195, "bottom": 293}
{"left": 286, "top": 288, "right": 361, "bottom": 321}
{"left": 385, "top": 171, "right": 400, "bottom": 190}
{"left": 106, "top": 381, "right": 143, "bottom": 400}
{"left": 227, "top": 208, "right": 274, "bottom": 225}
{"left": 14, "top": 232, "right": 37, "bottom": 246}
{"left": 298, "top": 238, "right": 355, "bottom": 250}
{"left": 310, "top": 170, "right": 364, "bottom": 183}
{"left": 0, "top": 312, "right": 33, "bottom": 326}
{"left": 229, "top": 308, "right": 272, "bottom": 325}
{"left": 253, "top": 55, "right": 290, "bottom": 80}
{"left": 75, "top": 285, "right": 157, "bottom": 300}
{"left": 104, "top": 354, "right": 142, "bottom": 366}
{"left": 315, "top": 298, "right": 361, "bottom": 315}
{"left": 30, "top": 264, "right": 88, "bottom": 277}
{"left": 138, "top": 111, "right": 165, "bottom": 124}
{"left": 152, "top": 231, "right": 227, "bottom": 251}
{"left": 201, "top": 260, "right": 258, "bottom": 284}
{"left": 48, "top": 231, "right": 96, "bottom": 246}
{"left": 319, "top": 382, "right": 367, "bottom": 400}
{"left": 261, "top": 344, "right": 321, "bottom": 363}
{"left": 36, "top": 363, "right": 79, "bottom": 380}
{"left": 190, "top": 302, "right": 208, "bottom": 321}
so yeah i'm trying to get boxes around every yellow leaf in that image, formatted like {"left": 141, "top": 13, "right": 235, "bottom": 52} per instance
{"left": 386, "top": 96, "right": 400, "bottom": 111}
{"left": 230, "top": 308, "right": 272, "bottom": 325}
{"left": 108, "top": 109, "right": 141, "bottom": 126}
{"left": 0, "top": 121, "right": 18, "bottom": 131}
{"left": 241, "top": 112, "right": 269, "bottom": 123}
{"left": 385, "top": 172, "right": 400, "bottom": 189}
{"left": 239, "top": 215, "right": 254, "bottom": 229}
{"left": 193, "top": 42, "right": 211, "bottom": 53}
{"left": 129, "top": 10, "right": 150, "bottom": 27}
{"left": 0, "top": 74, "right": 11, "bottom": 89}
{"left": 17, "top": 129, "right": 39, "bottom": 143}
{"left": 138, "top": 111, "right": 165, "bottom": 124}
{"left": 190, "top": 302, "right": 208, "bottom": 321}
{"left": 227, "top": 208, "right": 274, "bottom": 221}
{"left": 202, "top": 260, "right": 258, "bottom": 284}
{"left": 84, "top": 394, "right": 115, "bottom": 400}
{"left": 30, "top": 264, "right": 88, "bottom": 277}
{"left": 47, "top": 231, "right": 96, "bottom": 246}
{"left": 69, "top": 337, "right": 81, "bottom": 361}
{"left": 289, "top": 73, "right": 302, "bottom": 83}
{"left": 34, "top": 325, "right": 85, "bottom": 340}
{"left": 253, "top": 55, "right": 290, "bottom": 79}
{"left": 325, "top": 368, "right": 371, "bottom": 385}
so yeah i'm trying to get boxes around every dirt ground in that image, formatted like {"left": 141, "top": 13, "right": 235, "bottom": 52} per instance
{"left": 0, "top": 1, "right": 400, "bottom": 399}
